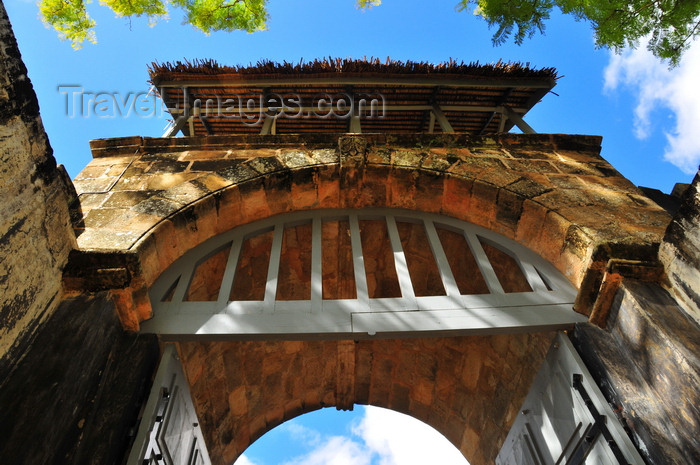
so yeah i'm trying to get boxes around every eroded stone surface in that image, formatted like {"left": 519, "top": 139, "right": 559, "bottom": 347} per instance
{"left": 573, "top": 280, "right": 700, "bottom": 465}
{"left": 0, "top": 3, "right": 76, "bottom": 371}
{"left": 660, "top": 170, "right": 700, "bottom": 325}
{"left": 66, "top": 133, "right": 670, "bottom": 330}
{"left": 177, "top": 332, "right": 555, "bottom": 465}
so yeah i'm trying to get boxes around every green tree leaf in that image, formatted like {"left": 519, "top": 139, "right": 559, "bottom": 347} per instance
{"left": 39, "top": 0, "right": 269, "bottom": 48}
{"left": 457, "top": 0, "right": 700, "bottom": 66}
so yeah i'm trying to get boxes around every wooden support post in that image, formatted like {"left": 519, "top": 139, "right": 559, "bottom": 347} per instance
{"left": 431, "top": 104, "right": 454, "bottom": 133}
{"left": 498, "top": 113, "right": 506, "bottom": 133}
{"left": 162, "top": 116, "right": 188, "bottom": 137}
{"left": 199, "top": 117, "right": 213, "bottom": 135}
{"left": 502, "top": 105, "right": 536, "bottom": 134}
{"left": 349, "top": 112, "right": 362, "bottom": 133}
{"left": 348, "top": 85, "right": 361, "bottom": 133}
{"left": 260, "top": 115, "right": 274, "bottom": 135}
{"left": 428, "top": 111, "right": 436, "bottom": 134}
{"left": 188, "top": 117, "right": 195, "bottom": 136}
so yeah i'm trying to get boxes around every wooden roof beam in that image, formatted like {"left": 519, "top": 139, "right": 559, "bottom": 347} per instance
{"left": 479, "top": 88, "right": 513, "bottom": 135}
{"left": 162, "top": 116, "right": 188, "bottom": 137}
{"left": 501, "top": 105, "right": 536, "bottom": 134}
{"left": 165, "top": 104, "right": 525, "bottom": 116}
{"left": 154, "top": 76, "right": 556, "bottom": 89}
{"left": 431, "top": 104, "right": 454, "bottom": 133}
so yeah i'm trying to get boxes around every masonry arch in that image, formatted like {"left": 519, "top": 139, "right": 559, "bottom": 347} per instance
{"left": 105, "top": 142, "right": 629, "bottom": 331}
{"left": 110, "top": 136, "right": 651, "bottom": 465}
{"left": 173, "top": 333, "right": 555, "bottom": 465}
{"left": 119, "top": 153, "right": 596, "bottom": 464}
{"left": 137, "top": 207, "right": 583, "bottom": 465}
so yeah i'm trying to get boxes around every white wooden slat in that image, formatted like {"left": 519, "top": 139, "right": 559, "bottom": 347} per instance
{"left": 150, "top": 271, "right": 180, "bottom": 306}
{"left": 349, "top": 214, "right": 370, "bottom": 309}
{"left": 385, "top": 215, "right": 416, "bottom": 300}
{"left": 171, "top": 262, "right": 195, "bottom": 307}
{"left": 520, "top": 261, "right": 550, "bottom": 293}
{"left": 311, "top": 215, "right": 323, "bottom": 314}
{"left": 351, "top": 304, "right": 586, "bottom": 337}
{"left": 423, "top": 219, "right": 461, "bottom": 298}
{"left": 178, "top": 301, "right": 220, "bottom": 315}
{"left": 142, "top": 311, "right": 353, "bottom": 337}
{"left": 368, "top": 297, "right": 417, "bottom": 312}
{"left": 224, "top": 300, "right": 265, "bottom": 315}
{"left": 463, "top": 232, "right": 506, "bottom": 295}
{"left": 217, "top": 239, "right": 243, "bottom": 306}
{"left": 264, "top": 223, "right": 284, "bottom": 312}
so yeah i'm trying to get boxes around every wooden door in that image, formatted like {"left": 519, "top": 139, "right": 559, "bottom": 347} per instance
{"left": 127, "top": 345, "right": 211, "bottom": 465}
{"left": 497, "top": 333, "right": 644, "bottom": 465}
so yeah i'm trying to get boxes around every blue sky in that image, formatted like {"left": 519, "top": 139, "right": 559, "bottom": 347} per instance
{"left": 234, "top": 406, "right": 469, "bottom": 465}
{"left": 4, "top": 1, "right": 699, "bottom": 463}
{"left": 6, "top": 0, "right": 700, "bottom": 191}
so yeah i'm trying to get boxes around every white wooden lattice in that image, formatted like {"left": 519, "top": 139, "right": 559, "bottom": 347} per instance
{"left": 142, "top": 208, "right": 585, "bottom": 337}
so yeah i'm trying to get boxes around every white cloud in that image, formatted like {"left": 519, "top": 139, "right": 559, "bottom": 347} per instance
{"left": 281, "top": 422, "right": 324, "bottom": 446}
{"left": 282, "top": 436, "right": 372, "bottom": 465}
{"left": 234, "top": 454, "right": 260, "bottom": 465}
{"left": 354, "top": 406, "right": 469, "bottom": 465}
{"left": 233, "top": 406, "right": 469, "bottom": 465}
{"left": 603, "top": 38, "right": 700, "bottom": 174}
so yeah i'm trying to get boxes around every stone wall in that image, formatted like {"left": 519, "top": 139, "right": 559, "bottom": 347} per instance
{"left": 0, "top": 293, "right": 159, "bottom": 464}
{"left": 0, "top": 2, "right": 77, "bottom": 378}
{"left": 572, "top": 171, "right": 700, "bottom": 465}
{"left": 66, "top": 133, "right": 670, "bottom": 329}
{"left": 178, "top": 332, "right": 555, "bottom": 465}
{"left": 660, "top": 170, "right": 700, "bottom": 324}
{"left": 0, "top": 6, "right": 159, "bottom": 464}
{"left": 2, "top": 3, "right": 697, "bottom": 463}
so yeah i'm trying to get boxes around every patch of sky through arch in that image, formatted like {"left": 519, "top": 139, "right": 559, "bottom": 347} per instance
{"left": 234, "top": 405, "right": 470, "bottom": 465}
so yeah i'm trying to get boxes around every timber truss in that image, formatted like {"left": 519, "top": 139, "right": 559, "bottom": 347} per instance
{"left": 154, "top": 74, "right": 555, "bottom": 137}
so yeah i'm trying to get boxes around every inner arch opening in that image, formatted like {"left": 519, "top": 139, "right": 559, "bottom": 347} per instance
{"left": 233, "top": 406, "right": 470, "bottom": 465}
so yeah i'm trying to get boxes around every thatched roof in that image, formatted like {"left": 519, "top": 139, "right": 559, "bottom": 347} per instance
{"left": 150, "top": 58, "right": 558, "bottom": 137}
{"left": 149, "top": 57, "right": 558, "bottom": 84}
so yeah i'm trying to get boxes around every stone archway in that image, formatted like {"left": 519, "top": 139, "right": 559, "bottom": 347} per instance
{"left": 175, "top": 333, "right": 555, "bottom": 465}
{"left": 137, "top": 203, "right": 584, "bottom": 465}
{"left": 65, "top": 133, "right": 667, "bottom": 465}
{"left": 66, "top": 133, "right": 667, "bottom": 332}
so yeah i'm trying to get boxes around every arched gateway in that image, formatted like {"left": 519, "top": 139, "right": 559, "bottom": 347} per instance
{"left": 62, "top": 60, "right": 663, "bottom": 465}
{"left": 144, "top": 208, "right": 582, "bottom": 337}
